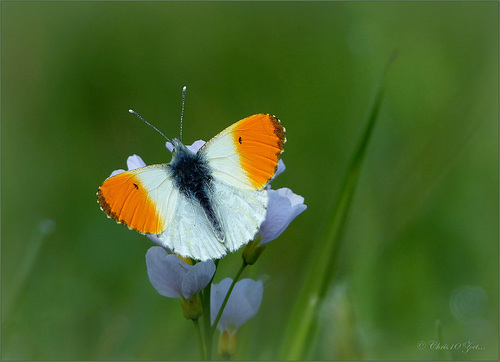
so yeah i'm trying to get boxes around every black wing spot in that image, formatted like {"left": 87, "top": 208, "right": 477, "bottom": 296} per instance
{"left": 133, "top": 183, "right": 139, "bottom": 189}
{"left": 238, "top": 136, "right": 242, "bottom": 144}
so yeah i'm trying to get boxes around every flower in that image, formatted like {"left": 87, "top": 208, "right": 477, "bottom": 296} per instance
{"left": 109, "top": 154, "right": 147, "bottom": 177}
{"left": 269, "top": 159, "right": 286, "bottom": 183}
{"left": 259, "top": 187, "right": 307, "bottom": 245}
{"left": 242, "top": 186, "right": 306, "bottom": 264}
{"left": 211, "top": 278, "right": 263, "bottom": 356}
{"left": 146, "top": 246, "right": 216, "bottom": 319}
{"left": 241, "top": 158, "right": 306, "bottom": 265}
{"left": 146, "top": 246, "right": 215, "bottom": 299}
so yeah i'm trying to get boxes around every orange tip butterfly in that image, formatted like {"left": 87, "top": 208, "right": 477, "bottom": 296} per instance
{"left": 97, "top": 87, "right": 286, "bottom": 261}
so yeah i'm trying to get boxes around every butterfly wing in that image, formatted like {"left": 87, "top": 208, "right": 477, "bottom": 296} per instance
{"left": 157, "top": 191, "right": 227, "bottom": 260}
{"left": 210, "top": 178, "right": 269, "bottom": 252}
{"left": 99, "top": 114, "right": 286, "bottom": 261}
{"left": 199, "top": 114, "right": 286, "bottom": 190}
{"left": 97, "top": 164, "right": 178, "bottom": 234}
{"left": 192, "top": 114, "right": 286, "bottom": 255}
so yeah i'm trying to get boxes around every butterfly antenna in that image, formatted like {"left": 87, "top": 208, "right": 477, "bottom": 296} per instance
{"left": 128, "top": 109, "right": 171, "bottom": 142}
{"left": 180, "top": 86, "right": 187, "bottom": 142}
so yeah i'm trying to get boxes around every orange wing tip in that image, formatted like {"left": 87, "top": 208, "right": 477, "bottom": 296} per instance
{"left": 97, "top": 176, "right": 165, "bottom": 234}
{"left": 96, "top": 191, "right": 120, "bottom": 222}
{"left": 123, "top": 222, "right": 147, "bottom": 235}
{"left": 268, "top": 113, "right": 287, "bottom": 166}
{"left": 98, "top": 188, "right": 151, "bottom": 235}
{"left": 268, "top": 114, "right": 287, "bottom": 146}
{"left": 234, "top": 113, "right": 287, "bottom": 189}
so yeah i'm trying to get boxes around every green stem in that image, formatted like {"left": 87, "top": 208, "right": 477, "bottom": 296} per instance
{"left": 201, "top": 288, "right": 212, "bottom": 360}
{"left": 192, "top": 318, "right": 205, "bottom": 360}
{"left": 202, "top": 259, "right": 219, "bottom": 360}
{"left": 211, "top": 261, "right": 247, "bottom": 335}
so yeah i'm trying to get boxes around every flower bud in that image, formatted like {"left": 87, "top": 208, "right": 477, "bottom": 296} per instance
{"left": 180, "top": 293, "right": 203, "bottom": 320}
{"left": 242, "top": 238, "right": 265, "bottom": 265}
{"left": 218, "top": 330, "right": 237, "bottom": 358}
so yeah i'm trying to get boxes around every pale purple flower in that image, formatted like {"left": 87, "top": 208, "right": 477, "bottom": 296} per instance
{"left": 259, "top": 187, "right": 307, "bottom": 245}
{"left": 145, "top": 246, "right": 215, "bottom": 299}
{"left": 269, "top": 159, "right": 286, "bottom": 183}
{"left": 146, "top": 232, "right": 164, "bottom": 246}
{"left": 211, "top": 278, "right": 263, "bottom": 332}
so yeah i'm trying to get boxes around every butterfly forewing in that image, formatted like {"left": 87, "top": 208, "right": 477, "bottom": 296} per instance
{"left": 98, "top": 165, "right": 177, "bottom": 234}
{"left": 200, "top": 114, "right": 286, "bottom": 190}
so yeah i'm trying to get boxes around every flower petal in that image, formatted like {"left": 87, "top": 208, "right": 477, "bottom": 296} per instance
{"left": 166, "top": 141, "right": 174, "bottom": 153}
{"left": 274, "top": 159, "right": 286, "bottom": 179}
{"left": 108, "top": 155, "right": 146, "bottom": 178}
{"left": 146, "top": 233, "right": 169, "bottom": 250}
{"left": 181, "top": 260, "right": 216, "bottom": 299}
{"left": 126, "top": 154, "right": 147, "bottom": 170}
{"left": 259, "top": 187, "right": 307, "bottom": 245}
{"left": 110, "top": 169, "right": 125, "bottom": 177}
{"left": 211, "top": 278, "right": 263, "bottom": 331}
{"left": 187, "top": 140, "right": 206, "bottom": 153}
{"left": 267, "top": 159, "right": 286, "bottom": 186}
{"left": 211, "top": 278, "right": 232, "bottom": 326}
{"left": 145, "top": 247, "right": 190, "bottom": 298}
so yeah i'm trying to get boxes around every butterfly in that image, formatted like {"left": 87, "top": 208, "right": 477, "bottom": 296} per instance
{"left": 97, "top": 113, "right": 286, "bottom": 261}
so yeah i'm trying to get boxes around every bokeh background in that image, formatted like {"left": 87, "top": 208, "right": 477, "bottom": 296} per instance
{"left": 2, "top": 1, "right": 498, "bottom": 360}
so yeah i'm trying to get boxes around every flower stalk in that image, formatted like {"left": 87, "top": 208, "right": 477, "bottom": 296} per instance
{"left": 200, "top": 287, "right": 212, "bottom": 360}
{"left": 211, "top": 261, "right": 247, "bottom": 335}
{"left": 192, "top": 318, "right": 205, "bottom": 360}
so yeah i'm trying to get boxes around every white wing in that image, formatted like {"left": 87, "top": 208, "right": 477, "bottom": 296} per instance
{"left": 211, "top": 178, "right": 268, "bottom": 252}
{"left": 155, "top": 178, "right": 267, "bottom": 261}
{"left": 156, "top": 191, "right": 227, "bottom": 260}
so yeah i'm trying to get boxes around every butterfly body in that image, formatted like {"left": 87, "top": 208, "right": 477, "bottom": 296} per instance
{"left": 168, "top": 139, "right": 225, "bottom": 241}
{"left": 98, "top": 114, "right": 285, "bottom": 261}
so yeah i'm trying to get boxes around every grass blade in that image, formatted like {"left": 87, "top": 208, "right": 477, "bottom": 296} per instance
{"left": 279, "top": 58, "right": 394, "bottom": 360}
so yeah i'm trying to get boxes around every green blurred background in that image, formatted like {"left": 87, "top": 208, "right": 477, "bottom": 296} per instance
{"left": 2, "top": 1, "right": 498, "bottom": 360}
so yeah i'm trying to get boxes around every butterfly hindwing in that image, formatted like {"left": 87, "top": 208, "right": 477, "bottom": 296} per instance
{"left": 158, "top": 192, "right": 227, "bottom": 259}
{"left": 210, "top": 178, "right": 268, "bottom": 252}
{"left": 155, "top": 176, "right": 269, "bottom": 260}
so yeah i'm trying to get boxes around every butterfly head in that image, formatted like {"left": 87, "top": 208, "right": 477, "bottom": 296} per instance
{"left": 170, "top": 138, "right": 191, "bottom": 155}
